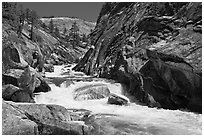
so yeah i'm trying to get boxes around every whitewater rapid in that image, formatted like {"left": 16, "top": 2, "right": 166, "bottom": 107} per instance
{"left": 35, "top": 65, "right": 202, "bottom": 135}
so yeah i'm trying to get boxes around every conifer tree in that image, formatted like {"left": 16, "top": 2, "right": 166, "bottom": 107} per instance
{"left": 17, "top": 4, "right": 25, "bottom": 37}
{"left": 54, "top": 26, "right": 60, "bottom": 38}
{"left": 70, "top": 22, "right": 80, "bottom": 48}
{"left": 49, "top": 19, "right": 54, "bottom": 33}
{"left": 25, "top": 8, "right": 31, "bottom": 21}
{"left": 63, "top": 27, "right": 67, "bottom": 35}
{"left": 82, "top": 33, "right": 88, "bottom": 42}
{"left": 41, "top": 22, "right": 47, "bottom": 29}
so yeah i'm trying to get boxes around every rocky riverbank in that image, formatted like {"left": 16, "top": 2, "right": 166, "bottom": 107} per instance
{"left": 2, "top": 5, "right": 92, "bottom": 134}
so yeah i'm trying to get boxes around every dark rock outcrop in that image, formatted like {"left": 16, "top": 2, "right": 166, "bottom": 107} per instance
{"left": 74, "top": 2, "right": 202, "bottom": 113}
{"left": 140, "top": 60, "right": 201, "bottom": 111}
{"left": 3, "top": 84, "right": 35, "bottom": 103}
{"left": 2, "top": 84, "right": 20, "bottom": 101}
{"left": 10, "top": 90, "right": 35, "bottom": 103}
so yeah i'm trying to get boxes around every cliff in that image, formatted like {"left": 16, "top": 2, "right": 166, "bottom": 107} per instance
{"left": 74, "top": 2, "right": 202, "bottom": 113}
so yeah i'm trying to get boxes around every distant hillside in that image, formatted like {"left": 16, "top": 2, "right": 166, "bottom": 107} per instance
{"left": 41, "top": 17, "right": 96, "bottom": 36}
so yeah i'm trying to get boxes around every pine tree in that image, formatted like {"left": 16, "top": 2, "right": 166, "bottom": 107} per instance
{"left": 63, "top": 27, "right": 67, "bottom": 35}
{"left": 2, "top": 2, "right": 41, "bottom": 40}
{"left": 41, "top": 22, "right": 47, "bottom": 29}
{"left": 65, "top": 35, "right": 70, "bottom": 42}
{"left": 69, "top": 22, "right": 80, "bottom": 48}
{"left": 82, "top": 33, "right": 88, "bottom": 42}
{"left": 25, "top": 8, "right": 31, "bottom": 21}
{"left": 49, "top": 19, "right": 54, "bottom": 33}
{"left": 2, "top": 2, "right": 19, "bottom": 28}
{"left": 54, "top": 26, "right": 60, "bottom": 38}
{"left": 17, "top": 4, "right": 25, "bottom": 37}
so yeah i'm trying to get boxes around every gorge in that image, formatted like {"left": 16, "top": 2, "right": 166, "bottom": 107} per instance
{"left": 2, "top": 2, "right": 202, "bottom": 135}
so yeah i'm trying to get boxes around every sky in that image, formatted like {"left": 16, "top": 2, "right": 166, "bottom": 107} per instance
{"left": 18, "top": 2, "right": 104, "bottom": 22}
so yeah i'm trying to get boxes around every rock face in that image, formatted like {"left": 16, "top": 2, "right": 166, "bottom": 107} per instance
{"left": 74, "top": 2, "right": 202, "bottom": 113}
{"left": 74, "top": 84, "right": 110, "bottom": 101}
{"left": 2, "top": 101, "right": 93, "bottom": 135}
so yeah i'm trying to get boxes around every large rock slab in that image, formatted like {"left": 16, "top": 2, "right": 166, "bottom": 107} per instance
{"left": 2, "top": 101, "right": 39, "bottom": 135}
{"left": 74, "top": 84, "right": 110, "bottom": 101}
{"left": 2, "top": 101, "right": 92, "bottom": 135}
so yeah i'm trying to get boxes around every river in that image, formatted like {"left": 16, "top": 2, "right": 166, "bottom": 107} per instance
{"left": 34, "top": 65, "right": 202, "bottom": 135}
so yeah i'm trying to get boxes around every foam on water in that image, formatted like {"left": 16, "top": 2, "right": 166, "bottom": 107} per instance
{"left": 35, "top": 65, "right": 202, "bottom": 135}
{"left": 45, "top": 64, "right": 91, "bottom": 78}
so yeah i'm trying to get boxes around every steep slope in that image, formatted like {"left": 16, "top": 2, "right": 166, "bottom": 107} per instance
{"left": 74, "top": 2, "right": 202, "bottom": 113}
{"left": 33, "top": 23, "right": 87, "bottom": 65}
{"left": 41, "top": 17, "right": 96, "bottom": 35}
{"left": 2, "top": 19, "right": 86, "bottom": 73}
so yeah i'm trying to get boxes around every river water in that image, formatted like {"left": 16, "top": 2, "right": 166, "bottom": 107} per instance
{"left": 35, "top": 65, "right": 202, "bottom": 135}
